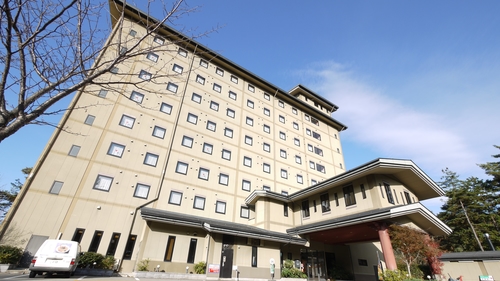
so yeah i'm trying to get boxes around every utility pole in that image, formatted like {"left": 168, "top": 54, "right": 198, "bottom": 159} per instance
{"left": 460, "top": 200, "right": 484, "bottom": 251}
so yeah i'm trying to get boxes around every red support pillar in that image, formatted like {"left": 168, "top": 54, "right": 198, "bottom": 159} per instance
{"left": 375, "top": 223, "right": 397, "bottom": 271}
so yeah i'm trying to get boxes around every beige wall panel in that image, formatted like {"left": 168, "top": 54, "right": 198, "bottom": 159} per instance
{"left": 349, "top": 242, "right": 381, "bottom": 276}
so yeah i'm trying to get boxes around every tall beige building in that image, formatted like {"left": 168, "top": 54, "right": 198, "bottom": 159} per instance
{"left": 3, "top": 0, "right": 451, "bottom": 280}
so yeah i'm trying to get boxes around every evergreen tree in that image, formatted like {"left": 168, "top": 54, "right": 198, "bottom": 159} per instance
{"left": 0, "top": 168, "right": 31, "bottom": 221}
{"left": 437, "top": 146, "right": 500, "bottom": 252}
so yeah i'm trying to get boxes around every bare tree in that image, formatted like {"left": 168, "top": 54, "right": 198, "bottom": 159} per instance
{"left": 0, "top": 0, "right": 211, "bottom": 143}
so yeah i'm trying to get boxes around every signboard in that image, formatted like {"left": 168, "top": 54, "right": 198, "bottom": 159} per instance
{"left": 479, "top": 276, "right": 493, "bottom": 281}
{"left": 208, "top": 264, "right": 220, "bottom": 273}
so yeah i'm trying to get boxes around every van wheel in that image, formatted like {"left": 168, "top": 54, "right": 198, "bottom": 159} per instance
{"left": 29, "top": 271, "right": 36, "bottom": 278}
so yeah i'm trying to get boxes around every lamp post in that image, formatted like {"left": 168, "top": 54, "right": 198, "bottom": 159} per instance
{"left": 484, "top": 233, "right": 495, "bottom": 251}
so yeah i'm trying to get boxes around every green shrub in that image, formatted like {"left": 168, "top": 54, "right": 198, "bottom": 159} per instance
{"left": 194, "top": 261, "right": 206, "bottom": 274}
{"left": 0, "top": 245, "right": 23, "bottom": 264}
{"left": 382, "top": 270, "right": 408, "bottom": 281}
{"left": 136, "top": 258, "right": 150, "bottom": 271}
{"left": 77, "top": 252, "right": 105, "bottom": 268}
{"left": 101, "top": 255, "right": 116, "bottom": 270}
{"left": 281, "top": 260, "right": 307, "bottom": 278}
{"left": 329, "top": 263, "right": 354, "bottom": 280}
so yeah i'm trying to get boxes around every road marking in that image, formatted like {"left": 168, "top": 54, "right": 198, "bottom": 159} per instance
{"left": 3, "top": 275, "right": 25, "bottom": 280}
{"left": 135, "top": 278, "right": 140, "bottom": 281}
{"left": 77, "top": 276, "right": 87, "bottom": 280}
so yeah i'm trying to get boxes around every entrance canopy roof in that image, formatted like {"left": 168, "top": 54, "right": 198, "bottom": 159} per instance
{"left": 141, "top": 207, "right": 308, "bottom": 245}
{"left": 286, "top": 203, "right": 451, "bottom": 245}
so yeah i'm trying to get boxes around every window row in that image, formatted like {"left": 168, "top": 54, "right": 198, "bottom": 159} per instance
{"left": 71, "top": 228, "right": 136, "bottom": 259}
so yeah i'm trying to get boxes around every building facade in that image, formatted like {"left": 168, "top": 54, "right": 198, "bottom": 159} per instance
{"left": 1, "top": 1, "right": 451, "bottom": 280}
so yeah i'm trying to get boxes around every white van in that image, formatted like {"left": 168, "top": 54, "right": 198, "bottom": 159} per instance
{"left": 29, "top": 239, "right": 81, "bottom": 278}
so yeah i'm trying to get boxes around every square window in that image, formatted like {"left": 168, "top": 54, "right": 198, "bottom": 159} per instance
{"left": 279, "top": 131, "right": 286, "bottom": 140}
{"left": 224, "top": 128, "right": 233, "bottom": 138}
{"left": 119, "top": 115, "right": 135, "bottom": 129}
{"left": 263, "top": 143, "right": 270, "bottom": 152}
{"left": 280, "top": 149, "right": 287, "bottom": 159}
{"left": 243, "top": 156, "right": 252, "bottom": 167}
{"left": 320, "top": 193, "right": 331, "bottom": 212}
{"left": 311, "top": 117, "right": 319, "bottom": 125}
{"left": 178, "top": 48, "right": 187, "bottom": 57}
{"left": 309, "top": 161, "right": 316, "bottom": 169}
{"left": 176, "top": 161, "right": 188, "bottom": 175}
{"left": 279, "top": 115, "right": 285, "bottom": 123}
{"left": 98, "top": 89, "right": 108, "bottom": 98}
{"left": 216, "top": 201, "right": 226, "bottom": 214}
{"left": 93, "top": 175, "right": 113, "bottom": 191}
{"left": 247, "top": 99, "right": 254, "bottom": 108}
{"left": 305, "top": 115, "right": 310, "bottom": 121}
{"left": 198, "top": 168, "right": 209, "bottom": 180}
{"left": 129, "top": 29, "right": 137, "bottom": 37}
{"left": 246, "top": 117, "right": 253, "bottom": 126}
{"left": 146, "top": 52, "right": 159, "bottom": 62}
{"left": 222, "top": 149, "right": 231, "bottom": 160}
{"left": 169, "top": 190, "right": 183, "bottom": 205}
{"left": 294, "top": 138, "right": 300, "bottom": 146}
{"left": 248, "top": 84, "right": 255, "bottom": 93}
{"left": 68, "top": 145, "right": 81, "bottom": 157}
{"left": 226, "top": 108, "right": 235, "bottom": 118}
{"left": 308, "top": 144, "right": 313, "bottom": 152}
{"left": 297, "top": 174, "right": 303, "bottom": 184}
{"left": 229, "top": 91, "right": 237, "bottom": 100}
{"left": 313, "top": 132, "right": 321, "bottom": 140}
{"left": 343, "top": 185, "right": 356, "bottom": 206}
{"left": 199, "top": 59, "right": 208, "bottom": 68}
{"left": 263, "top": 163, "right": 271, "bottom": 173}
{"left": 202, "top": 143, "right": 213, "bottom": 154}
{"left": 306, "top": 129, "right": 312, "bottom": 136}
{"left": 263, "top": 185, "right": 271, "bottom": 191}
{"left": 264, "top": 93, "right": 270, "bottom": 101}
{"left": 263, "top": 108, "right": 270, "bottom": 116}
{"left": 160, "top": 102, "right": 173, "bottom": 114}
{"left": 295, "top": 155, "right": 302, "bottom": 164}
{"left": 107, "top": 142, "right": 125, "bottom": 157}
{"left": 245, "top": 136, "right": 253, "bottom": 146}
{"left": 263, "top": 125, "right": 270, "bottom": 134}
{"left": 120, "top": 46, "right": 127, "bottom": 55}
{"left": 153, "top": 36, "right": 165, "bottom": 45}
{"left": 130, "top": 91, "right": 144, "bottom": 103}
{"left": 240, "top": 206, "right": 250, "bottom": 218}
{"left": 153, "top": 126, "right": 166, "bottom": 139}
{"left": 144, "top": 153, "right": 159, "bottom": 167}
{"left": 282, "top": 190, "right": 288, "bottom": 196}
{"left": 312, "top": 179, "right": 317, "bottom": 185}
{"left": 315, "top": 147, "right": 323, "bottom": 156}
{"left": 281, "top": 169, "right": 288, "bottom": 179}
{"left": 213, "top": 83, "right": 221, "bottom": 93}
{"left": 292, "top": 108, "right": 298, "bottom": 115}
{"left": 196, "top": 75, "right": 205, "bottom": 85}
{"left": 139, "top": 70, "right": 152, "bottom": 80}
{"left": 110, "top": 67, "right": 119, "bottom": 74}
{"left": 84, "top": 115, "right": 95, "bottom": 125}
{"left": 219, "top": 173, "right": 229, "bottom": 185}
{"left": 134, "top": 184, "right": 150, "bottom": 199}
{"left": 293, "top": 122, "right": 299, "bottom": 130}
{"left": 317, "top": 164, "right": 326, "bottom": 173}
{"left": 216, "top": 67, "right": 224, "bottom": 76}
{"left": 172, "top": 64, "right": 183, "bottom": 74}
{"left": 193, "top": 196, "right": 205, "bottom": 210}
{"left": 210, "top": 101, "right": 219, "bottom": 111}
{"left": 230, "top": 75, "right": 238, "bottom": 84}
{"left": 206, "top": 121, "right": 216, "bottom": 131}
{"left": 182, "top": 136, "right": 193, "bottom": 147}
{"left": 187, "top": 113, "right": 198, "bottom": 124}
{"left": 49, "top": 181, "right": 64, "bottom": 194}
{"left": 242, "top": 180, "right": 251, "bottom": 191}
{"left": 167, "top": 82, "right": 178, "bottom": 93}
{"left": 192, "top": 93, "right": 202, "bottom": 103}
{"left": 278, "top": 100, "right": 284, "bottom": 108}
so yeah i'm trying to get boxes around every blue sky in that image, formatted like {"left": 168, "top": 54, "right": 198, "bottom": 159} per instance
{"left": 1, "top": 0, "right": 499, "bottom": 213}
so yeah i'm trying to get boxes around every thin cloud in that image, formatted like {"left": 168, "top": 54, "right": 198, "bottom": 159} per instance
{"left": 299, "top": 62, "right": 481, "bottom": 179}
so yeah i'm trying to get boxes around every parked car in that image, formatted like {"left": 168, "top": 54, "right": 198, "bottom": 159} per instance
{"left": 29, "top": 240, "right": 81, "bottom": 278}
